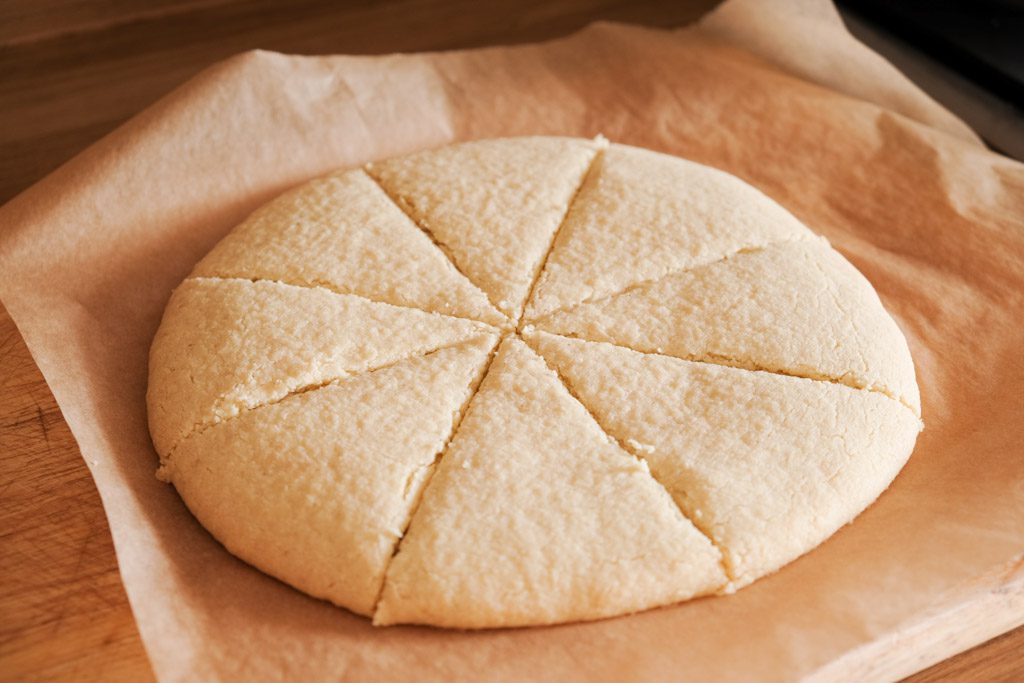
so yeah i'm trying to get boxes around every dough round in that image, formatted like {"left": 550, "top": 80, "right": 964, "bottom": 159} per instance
{"left": 147, "top": 137, "right": 922, "bottom": 629}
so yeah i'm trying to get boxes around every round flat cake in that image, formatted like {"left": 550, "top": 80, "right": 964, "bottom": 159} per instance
{"left": 147, "top": 136, "right": 922, "bottom": 629}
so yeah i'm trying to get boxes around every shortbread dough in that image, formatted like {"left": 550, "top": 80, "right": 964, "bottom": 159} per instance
{"left": 148, "top": 136, "right": 922, "bottom": 628}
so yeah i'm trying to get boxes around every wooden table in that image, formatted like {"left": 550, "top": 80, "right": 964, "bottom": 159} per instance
{"left": 1, "top": 1, "right": 1021, "bottom": 680}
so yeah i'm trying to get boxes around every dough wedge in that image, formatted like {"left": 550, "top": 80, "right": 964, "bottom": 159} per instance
{"left": 165, "top": 336, "right": 497, "bottom": 615}
{"left": 374, "top": 337, "right": 726, "bottom": 628}
{"left": 367, "top": 137, "right": 601, "bottom": 319}
{"left": 147, "top": 277, "right": 493, "bottom": 455}
{"left": 532, "top": 238, "right": 920, "bottom": 415}
{"left": 526, "top": 330, "right": 922, "bottom": 587}
{"left": 525, "top": 143, "right": 813, "bottom": 319}
{"left": 192, "top": 169, "right": 505, "bottom": 325}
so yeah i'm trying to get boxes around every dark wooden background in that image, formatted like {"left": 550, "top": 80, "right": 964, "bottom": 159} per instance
{"left": 1, "top": 1, "right": 1020, "bottom": 680}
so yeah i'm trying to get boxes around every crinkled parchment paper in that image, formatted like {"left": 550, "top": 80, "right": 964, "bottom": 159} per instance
{"left": 1, "top": 0, "right": 1022, "bottom": 680}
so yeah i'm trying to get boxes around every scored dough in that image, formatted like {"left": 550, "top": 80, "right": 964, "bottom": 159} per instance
{"left": 532, "top": 238, "right": 921, "bottom": 415}
{"left": 191, "top": 169, "right": 505, "bottom": 325}
{"left": 374, "top": 337, "right": 726, "bottom": 628}
{"left": 367, "top": 136, "right": 601, "bottom": 319}
{"left": 148, "top": 136, "right": 922, "bottom": 629}
{"left": 524, "top": 330, "right": 922, "bottom": 587}
{"left": 147, "top": 277, "right": 493, "bottom": 456}
{"left": 165, "top": 336, "right": 496, "bottom": 616}
{"left": 525, "top": 143, "right": 814, "bottom": 319}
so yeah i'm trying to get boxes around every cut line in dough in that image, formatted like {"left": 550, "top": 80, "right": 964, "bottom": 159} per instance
{"left": 369, "top": 333, "right": 502, "bottom": 615}
{"left": 523, "top": 333, "right": 734, "bottom": 585}
{"left": 536, "top": 330, "right": 920, "bottom": 420}
{"left": 149, "top": 136, "right": 922, "bottom": 629}
{"left": 190, "top": 274, "right": 506, "bottom": 328}
{"left": 363, "top": 170, "right": 510, "bottom": 324}
{"left": 516, "top": 143, "right": 607, "bottom": 328}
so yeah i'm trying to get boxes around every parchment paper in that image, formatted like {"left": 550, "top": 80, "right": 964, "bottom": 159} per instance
{"left": 1, "top": 0, "right": 1022, "bottom": 680}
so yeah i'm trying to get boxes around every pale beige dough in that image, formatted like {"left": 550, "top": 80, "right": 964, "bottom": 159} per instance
{"left": 147, "top": 277, "right": 493, "bottom": 456}
{"left": 191, "top": 169, "right": 505, "bottom": 325}
{"left": 524, "top": 331, "right": 922, "bottom": 587}
{"left": 367, "top": 136, "right": 601, "bottom": 319}
{"left": 524, "top": 143, "right": 814, "bottom": 319}
{"left": 166, "top": 336, "right": 496, "bottom": 616}
{"left": 374, "top": 337, "right": 726, "bottom": 628}
{"left": 531, "top": 237, "right": 921, "bottom": 415}
{"left": 148, "top": 136, "right": 922, "bottom": 629}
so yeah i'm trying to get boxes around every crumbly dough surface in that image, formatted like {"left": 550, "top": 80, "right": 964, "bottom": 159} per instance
{"left": 524, "top": 331, "right": 921, "bottom": 588}
{"left": 525, "top": 143, "right": 814, "bottom": 319}
{"left": 148, "top": 136, "right": 922, "bottom": 629}
{"left": 374, "top": 337, "right": 726, "bottom": 627}
{"left": 532, "top": 238, "right": 921, "bottom": 415}
{"left": 367, "top": 136, "right": 600, "bottom": 319}
{"left": 166, "top": 336, "right": 496, "bottom": 616}
{"left": 192, "top": 169, "right": 505, "bottom": 325}
{"left": 148, "top": 277, "right": 492, "bottom": 455}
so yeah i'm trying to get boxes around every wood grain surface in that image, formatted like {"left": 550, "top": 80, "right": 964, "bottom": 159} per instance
{"left": 0, "top": 1, "right": 1021, "bottom": 681}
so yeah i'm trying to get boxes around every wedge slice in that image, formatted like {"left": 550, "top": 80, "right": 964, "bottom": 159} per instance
{"left": 524, "top": 143, "right": 813, "bottom": 319}
{"left": 147, "top": 277, "right": 494, "bottom": 455}
{"left": 526, "top": 331, "right": 922, "bottom": 586}
{"left": 165, "top": 336, "right": 497, "bottom": 615}
{"left": 374, "top": 336, "right": 726, "bottom": 628}
{"left": 192, "top": 169, "right": 505, "bottom": 325}
{"left": 532, "top": 238, "right": 920, "bottom": 415}
{"left": 367, "top": 137, "right": 601, "bottom": 319}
